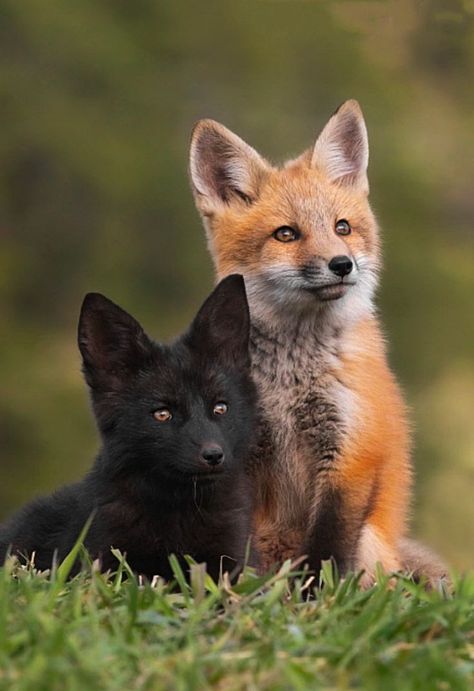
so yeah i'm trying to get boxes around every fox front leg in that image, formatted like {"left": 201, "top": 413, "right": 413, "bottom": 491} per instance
{"left": 301, "top": 479, "right": 365, "bottom": 578}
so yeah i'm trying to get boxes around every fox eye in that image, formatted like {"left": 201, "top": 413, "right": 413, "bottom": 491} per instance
{"left": 153, "top": 409, "right": 172, "bottom": 423}
{"left": 273, "top": 226, "right": 299, "bottom": 243}
{"left": 335, "top": 219, "right": 351, "bottom": 236}
{"left": 213, "top": 402, "right": 228, "bottom": 416}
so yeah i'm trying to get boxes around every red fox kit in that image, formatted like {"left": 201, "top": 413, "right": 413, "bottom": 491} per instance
{"left": 189, "top": 101, "right": 443, "bottom": 585}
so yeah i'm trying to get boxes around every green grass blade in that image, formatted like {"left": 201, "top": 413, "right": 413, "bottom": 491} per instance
{"left": 49, "top": 511, "right": 95, "bottom": 601}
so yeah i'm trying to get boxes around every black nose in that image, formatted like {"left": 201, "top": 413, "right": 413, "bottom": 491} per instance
{"left": 328, "top": 255, "right": 353, "bottom": 277}
{"left": 201, "top": 446, "right": 224, "bottom": 466}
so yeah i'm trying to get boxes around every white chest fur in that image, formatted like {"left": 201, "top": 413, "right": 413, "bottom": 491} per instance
{"left": 249, "top": 316, "right": 358, "bottom": 525}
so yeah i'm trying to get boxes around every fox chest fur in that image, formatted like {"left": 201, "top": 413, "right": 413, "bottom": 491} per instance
{"left": 248, "top": 317, "right": 358, "bottom": 565}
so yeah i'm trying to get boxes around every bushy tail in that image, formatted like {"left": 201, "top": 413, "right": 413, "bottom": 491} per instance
{"left": 399, "top": 537, "right": 450, "bottom": 588}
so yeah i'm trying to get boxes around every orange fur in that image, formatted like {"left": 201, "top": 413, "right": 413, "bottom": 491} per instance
{"left": 189, "top": 101, "right": 425, "bottom": 582}
{"left": 335, "top": 318, "right": 412, "bottom": 573}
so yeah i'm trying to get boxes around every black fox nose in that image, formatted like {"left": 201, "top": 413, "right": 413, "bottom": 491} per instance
{"left": 201, "top": 446, "right": 224, "bottom": 466}
{"left": 328, "top": 255, "right": 353, "bottom": 277}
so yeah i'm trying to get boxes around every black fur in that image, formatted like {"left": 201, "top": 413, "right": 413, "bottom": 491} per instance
{"left": 303, "top": 485, "right": 361, "bottom": 576}
{"left": 0, "top": 275, "right": 258, "bottom": 580}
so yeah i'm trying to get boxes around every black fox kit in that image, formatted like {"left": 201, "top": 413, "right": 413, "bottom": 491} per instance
{"left": 0, "top": 275, "right": 258, "bottom": 580}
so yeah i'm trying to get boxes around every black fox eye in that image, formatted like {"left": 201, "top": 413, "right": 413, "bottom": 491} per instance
{"left": 273, "top": 226, "right": 299, "bottom": 243}
{"left": 153, "top": 409, "right": 172, "bottom": 422}
{"left": 335, "top": 219, "right": 351, "bottom": 236}
{"left": 213, "top": 402, "right": 228, "bottom": 416}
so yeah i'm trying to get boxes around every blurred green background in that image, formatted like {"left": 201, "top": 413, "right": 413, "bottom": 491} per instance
{"left": 0, "top": 0, "right": 472, "bottom": 569}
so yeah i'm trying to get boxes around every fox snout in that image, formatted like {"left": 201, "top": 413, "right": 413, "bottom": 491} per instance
{"left": 328, "top": 255, "right": 353, "bottom": 278}
{"left": 301, "top": 254, "right": 356, "bottom": 283}
{"left": 295, "top": 254, "right": 358, "bottom": 302}
{"left": 200, "top": 444, "right": 225, "bottom": 468}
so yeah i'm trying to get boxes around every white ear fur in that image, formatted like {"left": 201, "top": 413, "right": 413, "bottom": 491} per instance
{"left": 311, "top": 100, "right": 369, "bottom": 193}
{"left": 189, "top": 120, "right": 270, "bottom": 211}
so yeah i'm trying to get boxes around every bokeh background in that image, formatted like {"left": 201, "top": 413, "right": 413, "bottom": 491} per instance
{"left": 0, "top": 0, "right": 473, "bottom": 569}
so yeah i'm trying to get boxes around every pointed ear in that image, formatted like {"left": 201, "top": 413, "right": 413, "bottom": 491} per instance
{"left": 186, "top": 275, "right": 250, "bottom": 368}
{"left": 78, "top": 293, "right": 153, "bottom": 390}
{"left": 311, "top": 100, "right": 369, "bottom": 193}
{"left": 189, "top": 120, "right": 270, "bottom": 215}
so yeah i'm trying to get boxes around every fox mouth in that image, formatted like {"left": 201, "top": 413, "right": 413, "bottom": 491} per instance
{"left": 304, "top": 282, "right": 354, "bottom": 301}
{"left": 191, "top": 473, "right": 222, "bottom": 485}
{"left": 160, "top": 464, "right": 225, "bottom": 485}
{"left": 191, "top": 466, "right": 226, "bottom": 482}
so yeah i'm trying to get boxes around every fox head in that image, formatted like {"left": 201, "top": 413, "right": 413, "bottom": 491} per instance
{"left": 78, "top": 275, "right": 257, "bottom": 486}
{"left": 190, "top": 100, "right": 380, "bottom": 325}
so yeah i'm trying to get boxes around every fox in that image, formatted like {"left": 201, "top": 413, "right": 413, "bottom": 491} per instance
{"left": 0, "top": 275, "right": 258, "bottom": 581}
{"left": 189, "top": 100, "right": 446, "bottom": 586}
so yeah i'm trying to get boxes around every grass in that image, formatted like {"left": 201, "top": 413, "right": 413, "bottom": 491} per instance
{"left": 0, "top": 554, "right": 472, "bottom": 691}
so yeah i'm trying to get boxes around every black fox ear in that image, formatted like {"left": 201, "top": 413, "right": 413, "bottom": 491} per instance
{"left": 311, "top": 100, "right": 369, "bottom": 194}
{"left": 186, "top": 275, "right": 251, "bottom": 368}
{"left": 78, "top": 293, "right": 153, "bottom": 390}
{"left": 189, "top": 120, "right": 270, "bottom": 215}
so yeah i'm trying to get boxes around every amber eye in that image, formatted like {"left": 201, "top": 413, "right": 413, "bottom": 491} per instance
{"left": 335, "top": 219, "right": 351, "bottom": 236}
{"left": 153, "top": 409, "right": 172, "bottom": 422}
{"left": 213, "top": 402, "right": 228, "bottom": 416}
{"left": 273, "top": 226, "right": 299, "bottom": 243}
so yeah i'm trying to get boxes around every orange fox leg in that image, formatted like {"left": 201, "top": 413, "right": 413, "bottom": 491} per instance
{"left": 356, "top": 470, "right": 409, "bottom": 585}
{"left": 357, "top": 523, "right": 401, "bottom": 587}
{"left": 302, "top": 474, "right": 369, "bottom": 576}
{"left": 304, "top": 444, "right": 409, "bottom": 582}
{"left": 358, "top": 466, "right": 410, "bottom": 583}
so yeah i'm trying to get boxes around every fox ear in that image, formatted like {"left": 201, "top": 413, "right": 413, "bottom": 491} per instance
{"left": 186, "top": 275, "right": 250, "bottom": 368}
{"left": 311, "top": 100, "right": 369, "bottom": 194}
{"left": 189, "top": 120, "right": 270, "bottom": 214}
{"left": 78, "top": 293, "right": 153, "bottom": 390}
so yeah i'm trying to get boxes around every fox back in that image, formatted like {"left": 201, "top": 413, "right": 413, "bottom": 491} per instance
{"left": 190, "top": 102, "right": 414, "bottom": 584}
{"left": 0, "top": 275, "right": 258, "bottom": 580}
